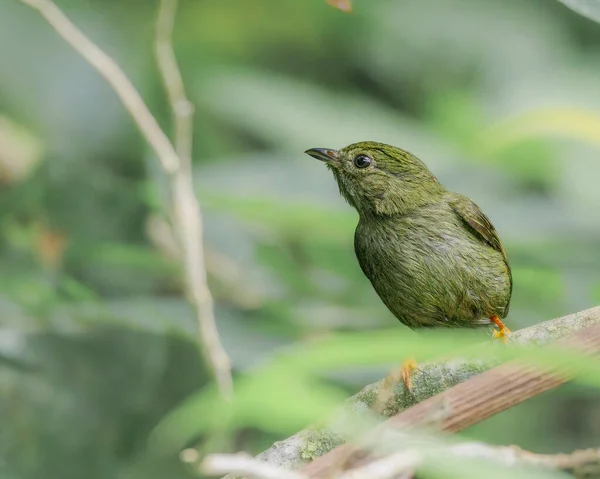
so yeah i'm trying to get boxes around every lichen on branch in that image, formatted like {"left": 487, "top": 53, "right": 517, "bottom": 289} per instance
{"left": 228, "top": 306, "right": 600, "bottom": 478}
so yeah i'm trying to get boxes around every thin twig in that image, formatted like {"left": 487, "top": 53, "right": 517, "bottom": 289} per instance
{"left": 155, "top": 0, "right": 194, "bottom": 169}
{"left": 153, "top": 0, "right": 232, "bottom": 399}
{"left": 363, "top": 441, "right": 600, "bottom": 479}
{"left": 447, "top": 443, "right": 600, "bottom": 478}
{"left": 337, "top": 451, "right": 421, "bottom": 479}
{"left": 146, "top": 214, "right": 263, "bottom": 309}
{"left": 316, "top": 439, "right": 600, "bottom": 479}
{"left": 203, "top": 453, "right": 307, "bottom": 479}
{"left": 18, "top": 0, "right": 233, "bottom": 399}
{"left": 18, "top": 0, "right": 179, "bottom": 174}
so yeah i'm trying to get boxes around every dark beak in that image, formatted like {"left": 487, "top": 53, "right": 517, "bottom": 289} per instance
{"left": 304, "top": 148, "right": 339, "bottom": 163}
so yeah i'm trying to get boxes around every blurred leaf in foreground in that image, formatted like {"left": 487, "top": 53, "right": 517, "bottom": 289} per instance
{"left": 201, "top": 193, "right": 354, "bottom": 243}
{"left": 0, "top": 116, "right": 43, "bottom": 184}
{"left": 558, "top": 0, "right": 600, "bottom": 24}
{"left": 480, "top": 108, "right": 600, "bottom": 153}
{"left": 151, "top": 326, "right": 600, "bottom": 453}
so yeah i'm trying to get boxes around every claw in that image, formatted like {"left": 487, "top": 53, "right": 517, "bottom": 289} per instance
{"left": 375, "top": 359, "right": 418, "bottom": 412}
{"left": 490, "top": 315, "right": 511, "bottom": 343}
{"left": 401, "top": 358, "right": 418, "bottom": 391}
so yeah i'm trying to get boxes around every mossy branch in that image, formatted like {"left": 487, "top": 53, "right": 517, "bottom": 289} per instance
{"left": 226, "top": 306, "right": 600, "bottom": 477}
{"left": 303, "top": 321, "right": 600, "bottom": 477}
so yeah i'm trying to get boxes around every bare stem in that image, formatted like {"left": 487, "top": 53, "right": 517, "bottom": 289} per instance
{"left": 155, "top": 0, "right": 193, "bottom": 169}
{"left": 18, "top": 0, "right": 232, "bottom": 399}
{"left": 446, "top": 444, "right": 600, "bottom": 479}
{"left": 18, "top": 0, "right": 180, "bottom": 174}
{"left": 203, "top": 453, "right": 307, "bottom": 479}
{"left": 153, "top": 0, "right": 232, "bottom": 399}
{"left": 338, "top": 451, "right": 421, "bottom": 479}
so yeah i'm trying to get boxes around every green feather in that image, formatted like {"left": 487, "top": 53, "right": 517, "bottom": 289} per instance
{"left": 309, "top": 141, "right": 512, "bottom": 330}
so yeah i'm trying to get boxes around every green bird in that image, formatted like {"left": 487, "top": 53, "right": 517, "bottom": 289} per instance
{"left": 305, "top": 141, "right": 512, "bottom": 389}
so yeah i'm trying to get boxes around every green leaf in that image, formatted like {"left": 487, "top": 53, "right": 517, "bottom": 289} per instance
{"left": 427, "top": 91, "right": 558, "bottom": 191}
{"left": 480, "top": 108, "right": 600, "bottom": 153}
{"left": 195, "top": 68, "right": 450, "bottom": 169}
{"left": 149, "top": 372, "right": 346, "bottom": 454}
{"left": 201, "top": 192, "right": 355, "bottom": 243}
{"left": 558, "top": 0, "right": 600, "bottom": 24}
{"left": 152, "top": 326, "right": 600, "bottom": 453}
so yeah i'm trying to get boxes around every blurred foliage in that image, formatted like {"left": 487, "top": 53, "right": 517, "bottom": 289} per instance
{"left": 326, "top": 0, "right": 353, "bottom": 13}
{"left": 2, "top": 0, "right": 600, "bottom": 478}
{"left": 558, "top": 0, "right": 600, "bottom": 24}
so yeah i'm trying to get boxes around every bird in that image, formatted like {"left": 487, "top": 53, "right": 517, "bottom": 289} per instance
{"left": 305, "top": 141, "right": 512, "bottom": 391}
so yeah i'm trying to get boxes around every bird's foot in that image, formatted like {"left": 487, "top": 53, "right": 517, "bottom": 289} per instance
{"left": 401, "top": 358, "right": 417, "bottom": 391}
{"left": 490, "top": 315, "right": 511, "bottom": 343}
{"left": 374, "top": 358, "right": 417, "bottom": 413}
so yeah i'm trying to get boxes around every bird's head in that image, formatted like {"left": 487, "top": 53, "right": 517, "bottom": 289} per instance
{"left": 305, "top": 141, "right": 445, "bottom": 217}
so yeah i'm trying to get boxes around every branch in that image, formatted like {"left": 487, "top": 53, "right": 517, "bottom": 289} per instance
{"left": 18, "top": 0, "right": 179, "bottom": 173}
{"left": 152, "top": 0, "right": 233, "bottom": 399}
{"left": 302, "top": 321, "right": 600, "bottom": 477}
{"left": 209, "top": 443, "right": 600, "bottom": 479}
{"left": 155, "top": 0, "right": 193, "bottom": 169}
{"left": 346, "top": 443, "right": 600, "bottom": 479}
{"left": 18, "top": 0, "right": 233, "bottom": 399}
{"left": 203, "top": 453, "right": 307, "bottom": 479}
{"left": 337, "top": 450, "right": 421, "bottom": 479}
{"left": 444, "top": 444, "right": 600, "bottom": 479}
{"left": 234, "top": 306, "right": 600, "bottom": 476}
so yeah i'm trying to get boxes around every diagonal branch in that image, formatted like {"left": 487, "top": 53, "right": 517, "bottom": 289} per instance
{"left": 18, "top": 0, "right": 233, "bottom": 399}
{"left": 235, "top": 306, "right": 600, "bottom": 477}
{"left": 18, "top": 0, "right": 180, "bottom": 174}
{"left": 302, "top": 321, "right": 600, "bottom": 477}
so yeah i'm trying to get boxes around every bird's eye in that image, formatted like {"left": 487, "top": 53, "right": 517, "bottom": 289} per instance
{"left": 353, "top": 154, "right": 372, "bottom": 169}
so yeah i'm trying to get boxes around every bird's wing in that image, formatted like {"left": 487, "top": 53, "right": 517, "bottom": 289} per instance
{"left": 449, "top": 195, "right": 506, "bottom": 259}
{"left": 449, "top": 194, "right": 512, "bottom": 309}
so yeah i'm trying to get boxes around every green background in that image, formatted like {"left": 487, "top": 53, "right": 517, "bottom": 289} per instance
{"left": 1, "top": 0, "right": 600, "bottom": 478}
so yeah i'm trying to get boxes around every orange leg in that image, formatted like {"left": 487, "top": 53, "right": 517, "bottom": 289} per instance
{"left": 374, "top": 358, "right": 418, "bottom": 412}
{"left": 401, "top": 358, "right": 418, "bottom": 391}
{"left": 490, "top": 315, "right": 511, "bottom": 343}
